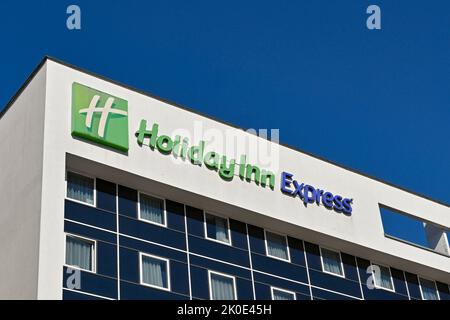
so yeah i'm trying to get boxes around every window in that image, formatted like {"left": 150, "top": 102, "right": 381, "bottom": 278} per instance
{"left": 139, "top": 193, "right": 166, "bottom": 226}
{"left": 320, "top": 247, "right": 344, "bottom": 277}
{"left": 271, "top": 287, "right": 296, "bottom": 300}
{"left": 419, "top": 277, "right": 439, "bottom": 300}
{"left": 371, "top": 263, "right": 394, "bottom": 291}
{"left": 140, "top": 253, "right": 170, "bottom": 290}
{"left": 65, "top": 235, "right": 95, "bottom": 272}
{"left": 66, "top": 171, "right": 94, "bottom": 205}
{"left": 204, "top": 213, "right": 230, "bottom": 244}
{"left": 209, "top": 271, "right": 236, "bottom": 300}
{"left": 265, "top": 230, "right": 290, "bottom": 261}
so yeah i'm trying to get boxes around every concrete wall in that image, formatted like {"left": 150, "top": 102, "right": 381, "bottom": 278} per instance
{"left": 424, "top": 223, "right": 450, "bottom": 256}
{"left": 0, "top": 64, "right": 47, "bottom": 299}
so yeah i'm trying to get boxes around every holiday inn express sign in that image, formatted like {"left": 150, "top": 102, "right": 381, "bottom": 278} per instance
{"left": 135, "top": 119, "right": 276, "bottom": 189}
{"left": 71, "top": 82, "right": 276, "bottom": 189}
{"left": 71, "top": 83, "right": 353, "bottom": 215}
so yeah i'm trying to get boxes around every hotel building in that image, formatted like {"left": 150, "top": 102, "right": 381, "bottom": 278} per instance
{"left": 0, "top": 57, "right": 448, "bottom": 300}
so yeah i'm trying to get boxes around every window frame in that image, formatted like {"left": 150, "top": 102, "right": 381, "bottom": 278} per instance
{"left": 137, "top": 191, "right": 167, "bottom": 228}
{"left": 319, "top": 246, "right": 346, "bottom": 278}
{"left": 208, "top": 270, "right": 237, "bottom": 300}
{"left": 270, "top": 286, "right": 296, "bottom": 300}
{"left": 203, "top": 211, "right": 232, "bottom": 246}
{"left": 370, "top": 261, "right": 395, "bottom": 293}
{"left": 65, "top": 170, "right": 96, "bottom": 207}
{"left": 139, "top": 252, "right": 171, "bottom": 291}
{"left": 264, "top": 229, "right": 291, "bottom": 262}
{"left": 418, "top": 276, "right": 440, "bottom": 300}
{"left": 64, "top": 233, "right": 97, "bottom": 273}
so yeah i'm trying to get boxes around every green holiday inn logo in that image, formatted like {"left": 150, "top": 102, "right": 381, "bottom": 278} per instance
{"left": 70, "top": 83, "right": 275, "bottom": 190}
{"left": 71, "top": 82, "right": 129, "bottom": 152}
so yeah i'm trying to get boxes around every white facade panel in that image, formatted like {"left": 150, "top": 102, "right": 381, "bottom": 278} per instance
{"left": 0, "top": 63, "right": 47, "bottom": 299}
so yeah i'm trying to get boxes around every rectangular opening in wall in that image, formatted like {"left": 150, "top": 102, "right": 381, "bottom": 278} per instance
{"left": 379, "top": 204, "right": 449, "bottom": 256}
{"left": 447, "top": 231, "right": 450, "bottom": 248}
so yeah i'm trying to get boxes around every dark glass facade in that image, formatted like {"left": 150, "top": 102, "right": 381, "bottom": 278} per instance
{"left": 62, "top": 176, "right": 450, "bottom": 300}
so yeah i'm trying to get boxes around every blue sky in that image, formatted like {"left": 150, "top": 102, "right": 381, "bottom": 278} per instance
{"left": 1, "top": 0, "right": 449, "bottom": 211}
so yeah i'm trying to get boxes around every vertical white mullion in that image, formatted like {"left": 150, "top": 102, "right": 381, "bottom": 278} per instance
{"left": 403, "top": 271, "right": 411, "bottom": 300}
{"left": 354, "top": 256, "right": 365, "bottom": 300}
{"left": 435, "top": 281, "right": 441, "bottom": 300}
{"left": 93, "top": 177, "right": 97, "bottom": 207}
{"left": 184, "top": 205, "right": 193, "bottom": 300}
{"left": 245, "top": 224, "right": 256, "bottom": 300}
{"left": 116, "top": 184, "right": 121, "bottom": 300}
{"left": 302, "top": 241, "right": 313, "bottom": 300}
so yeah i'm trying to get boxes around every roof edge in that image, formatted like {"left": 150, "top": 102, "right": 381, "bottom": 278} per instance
{"left": 3, "top": 55, "right": 449, "bottom": 209}
{"left": 0, "top": 56, "right": 49, "bottom": 120}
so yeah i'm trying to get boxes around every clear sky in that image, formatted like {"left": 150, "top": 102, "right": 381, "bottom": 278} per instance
{"left": 1, "top": 0, "right": 449, "bottom": 211}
